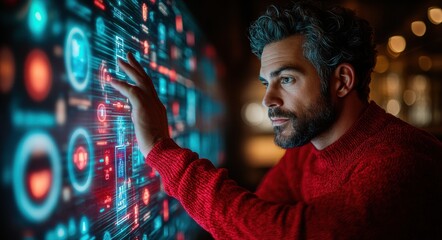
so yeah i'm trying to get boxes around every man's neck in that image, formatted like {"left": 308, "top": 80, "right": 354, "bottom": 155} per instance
{"left": 311, "top": 97, "right": 369, "bottom": 150}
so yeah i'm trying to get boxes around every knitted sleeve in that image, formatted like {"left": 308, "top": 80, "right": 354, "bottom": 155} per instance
{"left": 146, "top": 138, "right": 441, "bottom": 240}
{"left": 254, "top": 151, "right": 295, "bottom": 204}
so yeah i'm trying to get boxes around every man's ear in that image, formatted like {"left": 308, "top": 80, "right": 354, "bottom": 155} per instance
{"left": 332, "top": 63, "right": 356, "bottom": 98}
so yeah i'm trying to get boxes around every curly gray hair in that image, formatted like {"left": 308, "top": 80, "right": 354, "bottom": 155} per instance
{"left": 249, "top": 1, "right": 376, "bottom": 100}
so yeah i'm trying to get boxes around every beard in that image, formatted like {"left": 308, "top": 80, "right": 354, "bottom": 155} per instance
{"left": 269, "top": 95, "right": 337, "bottom": 149}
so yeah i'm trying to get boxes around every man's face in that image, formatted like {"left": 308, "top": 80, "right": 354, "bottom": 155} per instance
{"left": 259, "top": 35, "right": 336, "bottom": 148}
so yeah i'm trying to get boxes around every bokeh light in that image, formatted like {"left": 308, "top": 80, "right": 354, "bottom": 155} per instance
{"left": 428, "top": 7, "right": 442, "bottom": 25}
{"left": 388, "top": 35, "right": 406, "bottom": 53}
{"left": 411, "top": 21, "right": 426, "bottom": 36}
{"left": 0, "top": 46, "right": 15, "bottom": 93}
{"left": 28, "top": 0, "right": 47, "bottom": 37}
{"left": 418, "top": 56, "right": 432, "bottom": 71}
{"left": 374, "top": 55, "right": 389, "bottom": 73}
{"left": 24, "top": 49, "right": 52, "bottom": 102}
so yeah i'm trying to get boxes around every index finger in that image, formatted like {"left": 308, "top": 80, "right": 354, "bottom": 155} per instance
{"left": 109, "top": 79, "right": 141, "bottom": 108}
{"left": 118, "top": 58, "right": 159, "bottom": 99}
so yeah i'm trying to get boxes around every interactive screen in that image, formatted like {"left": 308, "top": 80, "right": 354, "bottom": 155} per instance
{"left": 0, "top": 0, "right": 224, "bottom": 239}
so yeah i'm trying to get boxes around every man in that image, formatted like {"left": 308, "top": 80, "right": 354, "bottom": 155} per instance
{"left": 111, "top": 2, "right": 442, "bottom": 239}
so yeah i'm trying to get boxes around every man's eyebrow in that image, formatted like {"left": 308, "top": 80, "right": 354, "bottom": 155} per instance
{"left": 270, "top": 65, "right": 303, "bottom": 78}
{"left": 259, "top": 65, "right": 303, "bottom": 81}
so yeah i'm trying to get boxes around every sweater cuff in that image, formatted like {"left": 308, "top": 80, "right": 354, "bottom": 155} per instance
{"left": 145, "top": 138, "right": 196, "bottom": 195}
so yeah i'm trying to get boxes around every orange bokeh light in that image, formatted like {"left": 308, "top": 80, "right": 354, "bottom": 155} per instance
{"left": 25, "top": 49, "right": 52, "bottom": 101}
{"left": 28, "top": 169, "right": 52, "bottom": 201}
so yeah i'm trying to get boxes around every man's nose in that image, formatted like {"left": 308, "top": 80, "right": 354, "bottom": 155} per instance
{"left": 262, "top": 85, "right": 283, "bottom": 108}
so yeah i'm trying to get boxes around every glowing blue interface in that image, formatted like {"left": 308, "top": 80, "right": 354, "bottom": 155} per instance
{"left": 0, "top": 0, "right": 224, "bottom": 239}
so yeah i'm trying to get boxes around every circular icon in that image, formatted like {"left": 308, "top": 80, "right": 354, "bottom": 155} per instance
{"left": 97, "top": 103, "right": 106, "bottom": 122}
{"left": 24, "top": 49, "right": 52, "bottom": 101}
{"left": 13, "top": 131, "right": 62, "bottom": 222}
{"left": 67, "top": 128, "right": 94, "bottom": 193}
{"left": 65, "top": 27, "right": 91, "bottom": 92}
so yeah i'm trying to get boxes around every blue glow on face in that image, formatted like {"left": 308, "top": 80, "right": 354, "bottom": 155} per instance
{"left": 65, "top": 27, "right": 91, "bottom": 92}
{"left": 67, "top": 128, "right": 94, "bottom": 193}
{"left": 12, "top": 131, "right": 62, "bottom": 222}
{"left": 28, "top": 0, "right": 47, "bottom": 37}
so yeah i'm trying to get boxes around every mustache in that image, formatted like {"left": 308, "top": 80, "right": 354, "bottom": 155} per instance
{"left": 268, "top": 108, "right": 296, "bottom": 119}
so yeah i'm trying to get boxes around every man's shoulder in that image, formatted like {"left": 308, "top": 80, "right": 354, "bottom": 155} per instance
{"left": 362, "top": 114, "right": 441, "bottom": 160}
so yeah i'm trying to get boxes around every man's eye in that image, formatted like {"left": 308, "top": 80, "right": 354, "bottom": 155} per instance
{"left": 260, "top": 81, "right": 268, "bottom": 88}
{"left": 281, "top": 77, "right": 294, "bottom": 84}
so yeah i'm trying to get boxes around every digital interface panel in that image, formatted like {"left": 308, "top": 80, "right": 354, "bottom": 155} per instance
{"left": 0, "top": 0, "right": 224, "bottom": 239}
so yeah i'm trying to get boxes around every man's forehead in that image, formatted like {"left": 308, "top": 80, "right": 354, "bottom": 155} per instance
{"left": 260, "top": 36, "right": 305, "bottom": 77}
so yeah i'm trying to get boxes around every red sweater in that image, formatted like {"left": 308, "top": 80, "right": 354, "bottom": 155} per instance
{"left": 146, "top": 102, "right": 442, "bottom": 239}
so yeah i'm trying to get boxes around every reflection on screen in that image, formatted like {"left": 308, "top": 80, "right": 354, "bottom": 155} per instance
{"left": 0, "top": 0, "right": 224, "bottom": 239}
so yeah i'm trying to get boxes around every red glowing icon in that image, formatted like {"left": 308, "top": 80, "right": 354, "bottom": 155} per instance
{"left": 172, "top": 101, "right": 180, "bottom": 116}
{"left": 28, "top": 169, "right": 52, "bottom": 201}
{"left": 150, "top": 168, "right": 157, "bottom": 178}
{"left": 163, "top": 199, "right": 169, "bottom": 221}
{"left": 143, "top": 40, "right": 149, "bottom": 55}
{"left": 189, "top": 56, "right": 197, "bottom": 71}
{"left": 97, "top": 103, "right": 106, "bottom": 122}
{"left": 99, "top": 60, "right": 110, "bottom": 90}
{"left": 143, "top": 187, "right": 150, "bottom": 205}
{"left": 104, "top": 195, "right": 112, "bottom": 208}
{"left": 169, "top": 69, "right": 176, "bottom": 81}
{"left": 73, "top": 146, "right": 88, "bottom": 171}
{"left": 171, "top": 46, "right": 178, "bottom": 60}
{"left": 25, "top": 49, "right": 52, "bottom": 101}
{"left": 176, "top": 15, "right": 183, "bottom": 33}
{"left": 176, "top": 232, "right": 185, "bottom": 240}
{"left": 94, "top": 0, "right": 105, "bottom": 10}
{"left": 134, "top": 204, "right": 139, "bottom": 228}
{"left": 142, "top": 3, "right": 148, "bottom": 22}
{"left": 186, "top": 32, "right": 195, "bottom": 46}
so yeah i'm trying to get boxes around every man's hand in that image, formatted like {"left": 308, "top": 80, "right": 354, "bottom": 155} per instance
{"left": 110, "top": 52, "right": 170, "bottom": 157}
